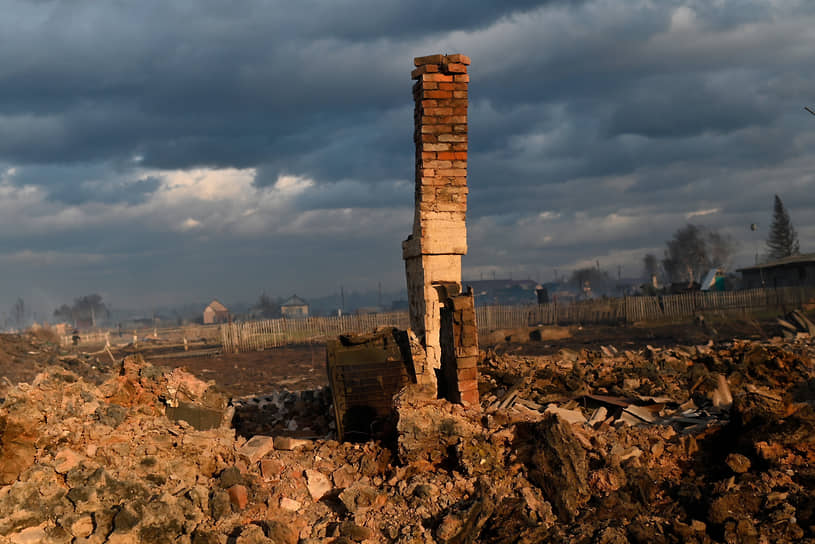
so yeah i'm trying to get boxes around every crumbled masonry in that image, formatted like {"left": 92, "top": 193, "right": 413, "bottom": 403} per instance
{"left": 402, "top": 53, "right": 479, "bottom": 404}
{"left": 1, "top": 327, "right": 814, "bottom": 542}
{"left": 326, "top": 54, "right": 479, "bottom": 437}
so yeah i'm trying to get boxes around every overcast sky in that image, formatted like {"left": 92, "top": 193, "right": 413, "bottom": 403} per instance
{"left": 1, "top": 0, "right": 814, "bottom": 317}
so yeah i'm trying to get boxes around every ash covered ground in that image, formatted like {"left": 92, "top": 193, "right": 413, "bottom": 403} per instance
{"left": 0, "top": 318, "right": 814, "bottom": 544}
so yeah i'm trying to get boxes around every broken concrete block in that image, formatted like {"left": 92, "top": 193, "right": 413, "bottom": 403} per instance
{"left": 305, "top": 469, "right": 332, "bottom": 501}
{"left": 544, "top": 405, "right": 587, "bottom": 425}
{"left": 237, "top": 435, "right": 275, "bottom": 463}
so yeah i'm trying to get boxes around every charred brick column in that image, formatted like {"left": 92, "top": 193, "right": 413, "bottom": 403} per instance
{"left": 402, "top": 54, "right": 479, "bottom": 405}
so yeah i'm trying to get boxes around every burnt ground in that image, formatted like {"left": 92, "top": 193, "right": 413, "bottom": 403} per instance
{"left": 150, "top": 344, "right": 328, "bottom": 398}
{"left": 0, "top": 317, "right": 788, "bottom": 399}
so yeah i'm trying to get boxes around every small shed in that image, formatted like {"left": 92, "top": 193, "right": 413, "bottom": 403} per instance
{"left": 203, "top": 300, "right": 229, "bottom": 324}
{"left": 737, "top": 254, "right": 815, "bottom": 289}
{"left": 281, "top": 295, "right": 309, "bottom": 319}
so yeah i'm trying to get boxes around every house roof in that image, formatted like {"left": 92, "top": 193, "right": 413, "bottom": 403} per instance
{"left": 282, "top": 295, "right": 307, "bottom": 307}
{"left": 206, "top": 300, "right": 228, "bottom": 312}
{"left": 736, "top": 253, "right": 815, "bottom": 272}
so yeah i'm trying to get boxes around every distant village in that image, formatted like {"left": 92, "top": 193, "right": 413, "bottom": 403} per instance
{"left": 5, "top": 250, "right": 810, "bottom": 334}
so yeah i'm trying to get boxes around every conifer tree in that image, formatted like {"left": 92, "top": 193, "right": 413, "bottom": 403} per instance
{"left": 766, "top": 194, "right": 800, "bottom": 260}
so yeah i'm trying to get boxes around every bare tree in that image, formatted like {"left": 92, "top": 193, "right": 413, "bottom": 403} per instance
{"left": 54, "top": 294, "right": 109, "bottom": 327}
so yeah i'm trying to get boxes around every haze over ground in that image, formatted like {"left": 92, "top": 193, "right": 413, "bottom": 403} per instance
{"left": 1, "top": 0, "right": 814, "bottom": 317}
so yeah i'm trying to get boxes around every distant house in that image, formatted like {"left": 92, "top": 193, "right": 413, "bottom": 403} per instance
{"left": 281, "top": 295, "right": 309, "bottom": 319}
{"left": 203, "top": 300, "right": 229, "bottom": 324}
{"left": 738, "top": 253, "right": 815, "bottom": 289}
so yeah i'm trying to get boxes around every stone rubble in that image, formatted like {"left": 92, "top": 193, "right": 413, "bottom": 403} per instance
{"left": 0, "top": 329, "right": 813, "bottom": 543}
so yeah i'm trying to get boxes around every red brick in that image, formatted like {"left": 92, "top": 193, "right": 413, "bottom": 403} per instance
{"left": 445, "top": 63, "right": 468, "bottom": 73}
{"left": 454, "top": 74, "right": 470, "bottom": 82}
{"left": 227, "top": 485, "right": 249, "bottom": 510}
{"left": 437, "top": 134, "right": 467, "bottom": 143}
{"left": 422, "top": 143, "right": 451, "bottom": 151}
{"left": 460, "top": 389, "right": 479, "bottom": 405}
{"left": 421, "top": 151, "right": 436, "bottom": 160}
{"left": 436, "top": 168, "right": 466, "bottom": 176}
{"left": 454, "top": 152, "right": 467, "bottom": 160}
{"left": 420, "top": 99, "right": 438, "bottom": 108}
{"left": 414, "top": 54, "right": 445, "bottom": 66}
{"left": 445, "top": 54, "right": 471, "bottom": 65}
{"left": 457, "top": 379, "right": 479, "bottom": 392}
{"left": 453, "top": 124, "right": 467, "bottom": 133}
{"left": 452, "top": 106, "right": 467, "bottom": 115}
{"left": 411, "top": 65, "right": 439, "bottom": 78}
{"left": 451, "top": 160, "right": 467, "bottom": 168}
{"left": 424, "top": 160, "right": 452, "bottom": 169}
{"left": 457, "top": 367, "right": 478, "bottom": 381}
{"left": 437, "top": 175, "right": 467, "bottom": 186}
{"left": 453, "top": 91, "right": 468, "bottom": 99}
{"left": 456, "top": 355, "right": 478, "bottom": 369}
{"left": 437, "top": 115, "right": 467, "bottom": 124}
{"left": 421, "top": 73, "right": 454, "bottom": 83}
{"left": 438, "top": 82, "right": 456, "bottom": 91}
{"left": 424, "top": 107, "right": 453, "bottom": 116}
{"left": 452, "top": 143, "right": 468, "bottom": 151}
{"left": 437, "top": 151, "right": 456, "bottom": 160}
{"left": 422, "top": 81, "right": 438, "bottom": 90}
{"left": 424, "top": 90, "right": 453, "bottom": 99}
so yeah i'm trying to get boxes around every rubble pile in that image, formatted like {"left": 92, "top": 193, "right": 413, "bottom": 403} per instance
{"left": 0, "top": 333, "right": 813, "bottom": 543}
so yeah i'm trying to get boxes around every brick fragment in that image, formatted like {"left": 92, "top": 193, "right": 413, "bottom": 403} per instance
{"left": 414, "top": 54, "right": 445, "bottom": 66}
{"left": 454, "top": 74, "right": 470, "bottom": 82}
{"left": 410, "top": 64, "right": 440, "bottom": 78}
{"left": 460, "top": 389, "right": 479, "bottom": 405}
{"left": 445, "top": 53, "right": 471, "bottom": 65}
{"left": 445, "top": 63, "right": 468, "bottom": 73}
{"left": 227, "top": 485, "right": 248, "bottom": 510}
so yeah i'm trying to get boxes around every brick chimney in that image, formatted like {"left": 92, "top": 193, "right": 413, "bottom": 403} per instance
{"left": 402, "top": 54, "right": 479, "bottom": 405}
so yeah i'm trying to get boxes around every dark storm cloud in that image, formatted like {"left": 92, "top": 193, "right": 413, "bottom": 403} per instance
{"left": 1, "top": 0, "right": 815, "bottom": 313}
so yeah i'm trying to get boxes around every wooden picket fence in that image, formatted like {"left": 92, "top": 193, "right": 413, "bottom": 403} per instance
{"left": 60, "top": 323, "right": 222, "bottom": 348}
{"left": 220, "top": 311, "right": 411, "bottom": 353}
{"left": 219, "top": 286, "right": 815, "bottom": 353}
